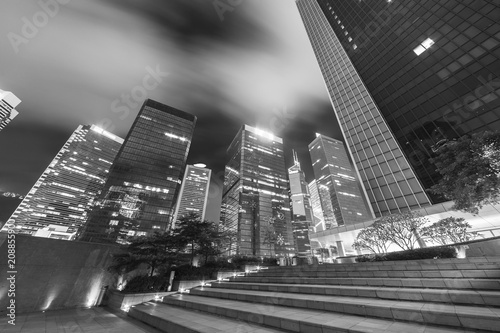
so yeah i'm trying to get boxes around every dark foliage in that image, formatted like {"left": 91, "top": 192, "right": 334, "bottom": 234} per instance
{"left": 355, "top": 246, "right": 457, "bottom": 262}
{"left": 123, "top": 275, "right": 170, "bottom": 293}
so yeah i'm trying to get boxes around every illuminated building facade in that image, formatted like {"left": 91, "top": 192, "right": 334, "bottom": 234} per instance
{"left": 0, "top": 89, "right": 21, "bottom": 132}
{"left": 79, "top": 99, "right": 196, "bottom": 244}
{"left": 288, "top": 151, "right": 313, "bottom": 257}
{"left": 297, "top": 0, "right": 500, "bottom": 217}
{"left": 220, "top": 125, "right": 294, "bottom": 256}
{"left": 309, "top": 134, "right": 373, "bottom": 227}
{"left": 172, "top": 164, "right": 211, "bottom": 225}
{"left": 2, "top": 125, "right": 123, "bottom": 237}
{"left": 308, "top": 180, "right": 326, "bottom": 232}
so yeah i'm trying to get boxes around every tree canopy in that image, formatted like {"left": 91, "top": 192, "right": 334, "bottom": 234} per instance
{"left": 353, "top": 211, "right": 429, "bottom": 253}
{"left": 420, "top": 217, "right": 480, "bottom": 246}
{"left": 429, "top": 131, "right": 500, "bottom": 214}
{"left": 108, "top": 231, "right": 187, "bottom": 277}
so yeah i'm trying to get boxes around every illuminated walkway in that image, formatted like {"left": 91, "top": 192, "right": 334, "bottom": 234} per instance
{"left": 0, "top": 307, "right": 162, "bottom": 333}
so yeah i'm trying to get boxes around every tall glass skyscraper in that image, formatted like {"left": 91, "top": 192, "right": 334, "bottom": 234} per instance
{"left": 0, "top": 89, "right": 21, "bottom": 132}
{"left": 308, "top": 180, "right": 326, "bottom": 232}
{"left": 2, "top": 125, "right": 123, "bottom": 239}
{"left": 288, "top": 151, "right": 313, "bottom": 257}
{"left": 79, "top": 99, "right": 196, "bottom": 244}
{"left": 297, "top": 0, "right": 500, "bottom": 217}
{"left": 220, "top": 125, "right": 295, "bottom": 256}
{"left": 172, "top": 164, "right": 211, "bottom": 225}
{"left": 309, "top": 133, "right": 374, "bottom": 227}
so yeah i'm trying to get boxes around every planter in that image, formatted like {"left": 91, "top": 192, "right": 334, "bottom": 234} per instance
{"left": 106, "top": 289, "right": 175, "bottom": 311}
{"left": 171, "top": 280, "right": 206, "bottom": 292}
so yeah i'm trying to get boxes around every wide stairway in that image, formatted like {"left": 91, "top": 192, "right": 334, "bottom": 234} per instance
{"left": 129, "top": 257, "right": 500, "bottom": 332}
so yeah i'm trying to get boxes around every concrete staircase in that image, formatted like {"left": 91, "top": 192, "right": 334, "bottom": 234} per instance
{"left": 129, "top": 257, "right": 500, "bottom": 332}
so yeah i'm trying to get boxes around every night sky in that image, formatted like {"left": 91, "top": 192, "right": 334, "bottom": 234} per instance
{"left": 0, "top": 0, "right": 342, "bottom": 221}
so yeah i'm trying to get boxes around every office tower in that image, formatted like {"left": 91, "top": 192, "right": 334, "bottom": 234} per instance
{"left": 288, "top": 151, "right": 313, "bottom": 257}
{"left": 2, "top": 125, "right": 123, "bottom": 239}
{"left": 308, "top": 180, "right": 326, "bottom": 232}
{"left": 79, "top": 99, "right": 196, "bottom": 244}
{"left": 220, "top": 125, "right": 295, "bottom": 256}
{"left": 172, "top": 164, "right": 211, "bottom": 226}
{"left": 309, "top": 134, "right": 374, "bottom": 227}
{"left": 297, "top": 0, "right": 500, "bottom": 217}
{"left": 0, "top": 89, "right": 21, "bottom": 131}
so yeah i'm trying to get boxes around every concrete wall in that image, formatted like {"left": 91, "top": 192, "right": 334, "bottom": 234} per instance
{"left": 0, "top": 233, "right": 121, "bottom": 314}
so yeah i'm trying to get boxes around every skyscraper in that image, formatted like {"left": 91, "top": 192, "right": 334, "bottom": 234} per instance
{"left": 288, "top": 151, "right": 313, "bottom": 257}
{"left": 220, "top": 125, "right": 295, "bottom": 256}
{"left": 309, "top": 134, "right": 374, "bottom": 227}
{"left": 0, "top": 89, "right": 21, "bottom": 132}
{"left": 172, "top": 164, "right": 211, "bottom": 225}
{"left": 297, "top": 0, "right": 500, "bottom": 217}
{"left": 308, "top": 180, "right": 325, "bottom": 232}
{"left": 79, "top": 99, "right": 196, "bottom": 244}
{"left": 2, "top": 125, "right": 123, "bottom": 239}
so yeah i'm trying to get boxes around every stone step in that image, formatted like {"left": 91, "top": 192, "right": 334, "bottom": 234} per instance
{"left": 248, "top": 269, "right": 500, "bottom": 279}
{"left": 229, "top": 275, "right": 500, "bottom": 290}
{"left": 263, "top": 261, "right": 500, "bottom": 273}
{"left": 161, "top": 293, "right": 493, "bottom": 332}
{"left": 211, "top": 281, "right": 500, "bottom": 306}
{"left": 265, "top": 257, "right": 500, "bottom": 271}
{"left": 190, "top": 287, "right": 500, "bottom": 331}
{"left": 128, "top": 301, "right": 287, "bottom": 332}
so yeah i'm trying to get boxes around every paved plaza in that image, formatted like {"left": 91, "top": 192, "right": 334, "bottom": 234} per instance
{"left": 0, "top": 307, "right": 162, "bottom": 333}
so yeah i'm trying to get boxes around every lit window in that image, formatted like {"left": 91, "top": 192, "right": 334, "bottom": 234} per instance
{"left": 413, "top": 38, "right": 435, "bottom": 55}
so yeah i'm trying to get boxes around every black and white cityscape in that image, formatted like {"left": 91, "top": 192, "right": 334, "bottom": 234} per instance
{"left": 1, "top": 1, "right": 500, "bottom": 331}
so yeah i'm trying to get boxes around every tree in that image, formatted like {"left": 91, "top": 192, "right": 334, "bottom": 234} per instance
{"left": 429, "top": 131, "right": 500, "bottom": 214}
{"left": 379, "top": 211, "right": 428, "bottom": 251}
{"left": 262, "top": 225, "right": 277, "bottom": 256}
{"left": 352, "top": 220, "right": 392, "bottom": 254}
{"left": 108, "top": 231, "right": 187, "bottom": 277}
{"left": 174, "top": 213, "right": 235, "bottom": 266}
{"left": 420, "top": 217, "right": 480, "bottom": 245}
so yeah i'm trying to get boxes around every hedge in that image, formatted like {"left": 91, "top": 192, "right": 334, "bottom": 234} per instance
{"left": 355, "top": 246, "right": 457, "bottom": 262}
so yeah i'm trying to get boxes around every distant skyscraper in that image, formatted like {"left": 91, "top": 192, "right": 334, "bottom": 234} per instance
{"left": 288, "top": 151, "right": 313, "bottom": 257}
{"left": 220, "top": 125, "right": 295, "bottom": 256}
{"left": 2, "top": 125, "right": 123, "bottom": 239}
{"left": 79, "top": 99, "right": 196, "bottom": 244}
{"left": 297, "top": 0, "right": 500, "bottom": 217}
{"left": 0, "top": 89, "right": 21, "bottom": 132}
{"left": 172, "top": 164, "right": 211, "bottom": 225}
{"left": 309, "top": 134, "right": 374, "bottom": 227}
{"left": 308, "top": 180, "right": 325, "bottom": 232}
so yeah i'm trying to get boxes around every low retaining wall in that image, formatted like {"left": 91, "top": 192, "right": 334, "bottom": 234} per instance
{"left": 465, "top": 237, "right": 500, "bottom": 257}
{"left": 0, "top": 233, "right": 122, "bottom": 314}
{"left": 106, "top": 290, "right": 175, "bottom": 311}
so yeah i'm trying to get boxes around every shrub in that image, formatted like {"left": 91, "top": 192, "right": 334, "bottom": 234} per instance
{"left": 203, "top": 260, "right": 238, "bottom": 270}
{"left": 123, "top": 274, "right": 170, "bottom": 293}
{"left": 230, "top": 255, "right": 260, "bottom": 267}
{"left": 355, "top": 246, "right": 457, "bottom": 262}
{"left": 262, "top": 257, "right": 278, "bottom": 266}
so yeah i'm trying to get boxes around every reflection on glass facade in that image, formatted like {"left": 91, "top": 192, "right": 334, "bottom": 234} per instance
{"left": 2, "top": 125, "right": 123, "bottom": 239}
{"left": 172, "top": 164, "right": 211, "bottom": 224}
{"left": 79, "top": 99, "right": 196, "bottom": 244}
{"left": 309, "top": 134, "right": 374, "bottom": 228}
{"left": 297, "top": 0, "right": 500, "bottom": 216}
{"left": 288, "top": 151, "right": 313, "bottom": 257}
{"left": 220, "top": 125, "right": 295, "bottom": 256}
{"left": 308, "top": 180, "right": 326, "bottom": 232}
{"left": 0, "top": 89, "right": 21, "bottom": 132}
